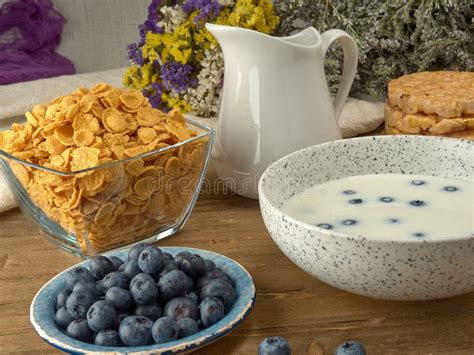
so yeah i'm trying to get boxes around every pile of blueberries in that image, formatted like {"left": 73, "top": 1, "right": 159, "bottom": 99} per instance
{"left": 55, "top": 243, "right": 236, "bottom": 346}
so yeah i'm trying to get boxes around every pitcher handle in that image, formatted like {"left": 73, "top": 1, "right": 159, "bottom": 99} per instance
{"left": 321, "top": 29, "right": 358, "bottom": 120}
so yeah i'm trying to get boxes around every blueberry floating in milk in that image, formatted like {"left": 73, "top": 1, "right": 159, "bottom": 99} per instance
{"left": 282, "top": 174, "right": 472, "bottom": 240}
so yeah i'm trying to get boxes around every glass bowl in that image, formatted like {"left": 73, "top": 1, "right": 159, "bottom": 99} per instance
{"left": 0, "top": 119, "right": 214, "bottom": 258}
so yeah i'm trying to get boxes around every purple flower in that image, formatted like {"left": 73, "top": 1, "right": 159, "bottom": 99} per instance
{"left": 127, "top": 43, "right": 144, "bottom": 66}
{"left": 143, "top": 82, "right": 164, "bottom": 109}
{"left": 183, "top": 0, "right": 223, "bottom": 25}
{"left": 161, "top": 61, "right": 198, "bottom": 93}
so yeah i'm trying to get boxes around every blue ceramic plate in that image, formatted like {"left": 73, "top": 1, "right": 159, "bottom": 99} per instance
{"left": 30, "top": 247, "right": 256, "bottom": 354}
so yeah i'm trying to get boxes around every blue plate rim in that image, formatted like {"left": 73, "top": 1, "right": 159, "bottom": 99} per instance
{"left": 30, "top": 247, "right": 256, "bottom": 354}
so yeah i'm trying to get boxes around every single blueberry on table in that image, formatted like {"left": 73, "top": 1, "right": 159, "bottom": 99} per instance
{"left": 200, "top": 278, "right": 235, "bottom": 310}
{"left": 317, "top": 223, "right": 333, "bottom": 230}
{"left": 89, "top": 256, "right": 116, "bottom": 280}
{"left": 56, "top": 288, "right": 72, "bottom": 310}
{"left": 342, "top": 219, "right": 357, "bottom": 226}
{"left": 199, "top": 296, "right": 225, "bottom": 327}
{"left": 128, "top": 242, "right": 152, "bottom": 261}
{"left": 258, "top": 336, "right": 291, "bottom": 355}
{"left": 411, "top": 180, "right": 426, "bottom": 186}
{"left": 151, "top": 316, "right": 178, "bottom": 344}
{"left": 87, "top": 300, "right": 116, "bottom": 332}
{"left": 380, "top": 196, "right": 394, "bottom": 203}
{"left": 66, "top": 319, "right": 94, "bottom": 342}
{"left": 66, "top": 291, "right": 96, "bottom": 319}
{"left": 349, "top": 198, "right": 363, "bottom": 204}
{"left": 119, "top": 315, "right": 154, "bottom": 346}
{"left": 109, "top": 256, "right": 124, "bottom": 270}
{"left": 334, "top": 340, "right": 366, "bottom": 355}
{"left": 64, "top": 267, "right": 95, "bottom": 289}
{"left": 95, "top": 329, "right": 122, "bottom": 346}
{"left": 444, "top": 186, "right": 458, "bottom": 192}
{"left": 177, "top": 317, "right": 199, "bottom": 338}
{"left": 343, "top": 190, "right": 356, "bottom": 195}
{"left": 157, "top": 269, "right": 188, "bottom": 300}
{"left": 105, "top": 286, "right": 133, "bottom": 311}
{"left": 99, "top": 271, "right": 129, "bottom": 292}
{"left": 134, "top": 303, "right": 163, "bottom": 321}
{"left": 413, "top": 232, "right": 426, "bottom": 237}
{"left": 73, "top": 281, "right": 100, "bottom": 297}
{"left": 164, "top": 296, "right": 199, "bottom": 321}
{"left": 130, "top": 273, "right": 159, "bottom": 305}
{"left": 55, "top": 306, "right": 74, "bottom": 330}
{"left": 410, "top": 200, "right": 426, "bottom": 207}
{"left": 138, "top": 246, "right": 164, "bottom": 274}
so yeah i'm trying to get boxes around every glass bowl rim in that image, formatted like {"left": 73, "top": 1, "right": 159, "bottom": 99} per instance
{"left": 0, "top": 118, "right": 215, "bottom": 177}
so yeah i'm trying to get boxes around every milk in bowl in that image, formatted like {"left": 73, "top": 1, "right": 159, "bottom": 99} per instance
{"left": 282, "top": 174, "right": 473, "bottom": 240}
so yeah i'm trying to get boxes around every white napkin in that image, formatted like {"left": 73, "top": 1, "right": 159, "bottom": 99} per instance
{"left": 0, "top": 69, "right": 384, "bottom": 213}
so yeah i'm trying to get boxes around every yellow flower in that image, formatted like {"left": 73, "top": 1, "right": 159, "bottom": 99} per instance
{"left": 162, "top": 93, "right": 192, "bottom": 113}
{"left": 226, "top": 0, "right": 279, "bottom": 34}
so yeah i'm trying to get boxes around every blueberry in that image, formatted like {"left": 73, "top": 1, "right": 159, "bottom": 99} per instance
{"left": 196, "top": 269, "right": 233, "bottom": 291}
{"left": 99, "top": 271, "right": 129, "bottom": 292}
{"left": 335, "top": 340, "right": 366, "bottom": 355}
{"left": 258, "top": 336, "right": 291, "bottom": 355}
{"left": 55, "top": 306, "right": 74, "bottom": 330}
{"left": 157, "top": 270, "right": 188, "bottom": 300}
{"left": 342, "top": 219, "right": 357, "bottom": 226}
{"left": 73, "top": 281, "right": 100, "bottom": 297}
{"left": 200, "top": 278, "right": 235, "bottom": 310}
{"left": 413, "top": 232, "right": 425, "bottom": 237}
{"left": 179, "top": 254, "right": 206, "bottom": 279}
{"left": 185, "top": 274, "right": 195, "bottom": 292}
{"left": 343, "top": 190, "right": 356, "bottom": 195}
{"left": 163, "top": 252, "right": 174, "bottom": 261}
{"left": 349, "top": 199, "right": 363, "bottom": 204}
{"left": 151, "top": 316, "right": 178, "bottom": 344}
{"left": 138, "top": 246, "right": 164, "bottom": 274}
{"left": 105, "top": 286, "right": 133, "bottom": 311}
{"left": 66, "top": 291, "right": 96, "bottom": 319}
{"left": 119, "top": 315, "right": 154, "bottom": 346}
{"left": 156, "top": 260, "right": 179, "bottom": 279}
{"left": 177, "top": 317, "right": 198, "bottom": 338}
{"left": 66, "top": 319, "right": 93, "bottom": 342}
{"left": 186, "top": 292, "right": 199, "bottom": 304}
{"left": 444, "top": 186, "right": 458, "bottom": 192}
{"left": 317, "top": 223, "right": 332, "bottom": 230}
{"left": 87, "top": 300, "right": 116, "bottom": 332}
{"left": 134, "top": 303, "right": 163, "bottom": 321}
{"left": 95, "top": 329, "right": 122, "bottom": 346}
{"left": 122, "top": 259, "right": 141, "bottom": 279}
{"left": 109, "top": 256, "right": 124, "bottom": 270}
{"left": 56, "top": 288, "right": 72, "bottom": 310}
{"left": 164, "top": 296, "right": 199, "bottom": 321}
{"left": 380, "top": 197, "right": 393, "bottom": 203}
{"left": 130, "top": 273, "right": 159, "bottom": 305}
{"left": 174, "top": 251, "right": 193, "bottom": 264}
{"left": 199, "top": 296, "right": 225, "bottom": 327}
{"left": 64, "top": 267, "right": 95, "bottom": 289}
{"left": 114, "top": 312, "right": 129, "bottom": 330}
{"left": 410, "top": 200, "right": 426, "bottom": 207}
{"left": 411, "top": 180, "right": 425, "bottom": 186}
{"left": 204, "top": 259, "right": 216, "bottom": 273}
{"left": 89, "top": 256, "right": 116, "bottom": 280}
{"left": 128, "top": 242, "right": 152, "bottom": 261}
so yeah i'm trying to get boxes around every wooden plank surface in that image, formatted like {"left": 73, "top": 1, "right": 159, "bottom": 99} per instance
{"left": 0, "top": 176, "right": 473, "bottom": 354}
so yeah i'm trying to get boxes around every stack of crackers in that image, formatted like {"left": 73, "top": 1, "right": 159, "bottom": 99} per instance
{"left": 385, "top": 71, "right": 474, "bottom": 140}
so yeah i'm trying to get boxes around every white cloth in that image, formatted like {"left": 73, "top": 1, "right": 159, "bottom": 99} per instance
{"left": 0, "top": 69, "right": 384, "bottom": 213}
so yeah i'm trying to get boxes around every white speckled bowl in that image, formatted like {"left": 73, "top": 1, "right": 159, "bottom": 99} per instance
{"left": 259, "top": 136, "right": 473, "bottom": 300}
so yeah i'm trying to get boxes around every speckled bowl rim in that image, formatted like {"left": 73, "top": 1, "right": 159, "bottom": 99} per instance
{"left": 30, "top": 247, "right": 256, "bottom": 354}
{"left": 259, "top": 135, "right": 474, "bottom": 244}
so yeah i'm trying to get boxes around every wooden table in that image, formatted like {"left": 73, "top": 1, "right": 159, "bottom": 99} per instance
{"left": 0, "top": 173, "right": 473, "bottom": 354}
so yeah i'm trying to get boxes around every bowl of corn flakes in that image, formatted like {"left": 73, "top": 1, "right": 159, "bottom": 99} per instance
{"left": 0, "top": 83, "right": 215, "bottom": 257}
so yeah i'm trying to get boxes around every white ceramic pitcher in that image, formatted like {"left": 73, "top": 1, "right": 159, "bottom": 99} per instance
{"left": 206, "top": 23, "right": 358, "bottom": 199}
